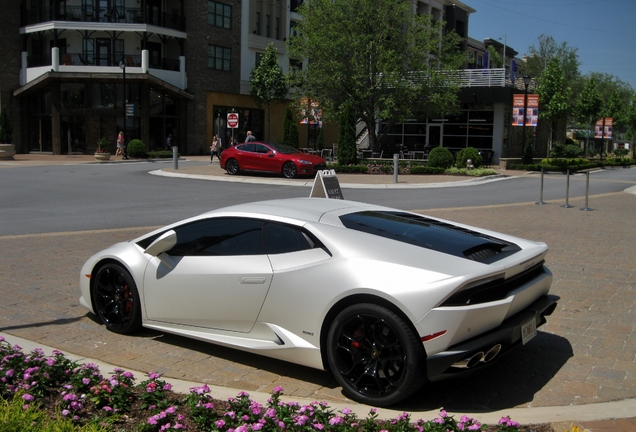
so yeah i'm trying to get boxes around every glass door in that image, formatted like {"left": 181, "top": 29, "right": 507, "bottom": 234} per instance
{"left": 427, "top": 124, "right": 442, "bottom": 147}
{"left": 96, "top": 38, "right": 111, "bottom": 65}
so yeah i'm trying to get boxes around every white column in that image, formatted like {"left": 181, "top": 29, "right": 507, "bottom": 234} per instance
{"left": 141, "top": 49, "right": 149, "bottom": 73}
{"left": 21, "top": 52, "right": 28, "bottom": 85}
{"left": 52, "top": 47, "right": 60, "bottom": 71}
{"left": 179, "top": 55, "right": 186, "bottom": 90}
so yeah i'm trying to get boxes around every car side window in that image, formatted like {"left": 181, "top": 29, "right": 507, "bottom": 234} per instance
{"left": 263, "top": 222, "right": 317, "bottom": 254}
{"left": 237, "top": 144, "right": 255, "bottom": 153}
{"left": 254, "top": 144, "right": 270, "bottom": 154}
{"left": 166, "top": 218, "right": 263, "bottom": 256}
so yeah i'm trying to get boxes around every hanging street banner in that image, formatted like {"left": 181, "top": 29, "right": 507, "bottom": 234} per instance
{"left": 512, "top": 94, "right": 540, "bottom": 127}
{"left": 594, "top": 118, "right": 613, "bottom": 139}
{"left": 299, "top": 98, "right": 323, "bottom": 127}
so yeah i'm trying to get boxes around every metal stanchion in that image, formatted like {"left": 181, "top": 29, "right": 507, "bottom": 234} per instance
{"left": 580, "top": 170, "right": 593, "bottom": 211}
{"left": 561, "top": 169, "right": 574, "bottom": 208}
{"left": 393, "top": 153, "right": 399, "bottom": 184}
{"left": 172, "top": 146, "right": 178, "bottom": 170}
{"left": 535, "top": 167, "right": 547, "bottom": 205}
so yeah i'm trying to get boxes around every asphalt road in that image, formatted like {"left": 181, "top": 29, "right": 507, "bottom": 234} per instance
{"left": 1, "top": 160, "right": 634, "bottom": 236}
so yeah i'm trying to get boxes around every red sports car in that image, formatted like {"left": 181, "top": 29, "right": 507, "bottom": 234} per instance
{"left": 220, "top": 142, "right": 327, "bottom": 178}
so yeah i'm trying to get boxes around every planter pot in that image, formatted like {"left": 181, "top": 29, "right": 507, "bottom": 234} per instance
{"left": 94, "top": 152, "right": 111, "bottom": 161}
{"left": 0, "top": 143, "right": 15, "bottom": 160}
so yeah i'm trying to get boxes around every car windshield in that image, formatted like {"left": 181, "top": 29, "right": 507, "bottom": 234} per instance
{"left": 267, "top": 142, "right": 303, "bottom": 154}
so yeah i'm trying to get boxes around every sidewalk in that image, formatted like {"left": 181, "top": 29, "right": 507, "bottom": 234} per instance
{"left": 2, "top": 153, "right": 636, "bottom": 431}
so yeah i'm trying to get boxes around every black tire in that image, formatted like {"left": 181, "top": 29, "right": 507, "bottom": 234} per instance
{"left": 226, "top": 159, "right": 240, "bottom": 175}
{"left": 282, "top": 161, "right": 297, "bottom": 179}
{"left": 326, "top": 303, "right": 426, "bottom": 406}
{"left": 91, "top": 263, "right": 142, "bottom": 335}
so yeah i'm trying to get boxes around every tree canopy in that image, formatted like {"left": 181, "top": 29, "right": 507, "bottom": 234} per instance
{"left": 250, "top": 43, "right": 288, "bottom": 140}
{"left": 526, "top": 35, "right": 580, "bottom": 83}
{"left": 537, "top": 57, "right": 570, "bottom": 141}
{"left": 287, "top": 0, "right": 464, "bottom": 150}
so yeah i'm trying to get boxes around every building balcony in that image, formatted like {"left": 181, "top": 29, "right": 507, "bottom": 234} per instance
{"left": 20, "top": 48, "right": 187, "bottom": 91}
{"left": 22, "top": 5, "right": 186, "bottom": 32}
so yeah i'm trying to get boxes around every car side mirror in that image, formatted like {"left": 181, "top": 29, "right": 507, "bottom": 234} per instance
{"left": 144, "top": 230, "right": 177, "bottom": 256}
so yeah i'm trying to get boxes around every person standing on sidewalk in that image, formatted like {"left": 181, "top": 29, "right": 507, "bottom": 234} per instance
{"left": 210, "top": 135, "right": 220, "bottom": 162}
{"left": 245, "top": 131, "right": 256, "bottom": 142}
{"left": 116, "top": 131, "right": 125, "bottom": 157}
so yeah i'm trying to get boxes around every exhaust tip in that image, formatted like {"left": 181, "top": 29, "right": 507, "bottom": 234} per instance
{"left": 483, "top": 344, "right": 502, "bottom": 362}
{"left": 452, "top": 351, "right": 484, "bottom": 369}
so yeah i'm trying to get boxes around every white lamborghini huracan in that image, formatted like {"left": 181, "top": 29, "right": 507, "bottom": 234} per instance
{"left": 80, "top": 198, "right": 558, "bottom": 407}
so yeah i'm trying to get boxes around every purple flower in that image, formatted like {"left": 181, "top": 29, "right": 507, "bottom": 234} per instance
{"left": 148, "top": 415, "right": 159, "bottom": 425}
{"left": 252, "top": 423, "right": 263, "bottom": 430}
{"left": 313, "top": 423, "right": 324, "bottom": 430}
{"left": 272, "top": 385, "right": 284, "bottom": 393}
{"left": 163, "top": 383, "right": 173, "bottom": 391}
{"left": 62, "top": 409, "right": 70, "bottom": 416}
{"left": 329, "top": 416, "right": 344, "bottom": 425}
{"left": 215, "top": 419, "right": 226, "bottom": 428}
{"left": 5, "top": 369, "right": 14, "bottom": 377}
{"left": 82, "top": 378, "right": 90, "bottom": 385}
{"left": 21, "top": 394, "right": 34, "bottom": 402}
{"left": 342, "top": 408, "right": 352, "bottom": 415}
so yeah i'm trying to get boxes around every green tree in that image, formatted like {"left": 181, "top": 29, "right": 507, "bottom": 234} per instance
{"left": 337, "top": 102, "right": 357, "bottom": 165}
{"left": 575, "top": 76, "right": 603, "bottom": 156}
{"left": 250, "top": 43, "right": 288, "bottom": 140}
{"left": 526, "top": 35, "right": 580, "bottom": 83}
{"left": 626, "top": 96, "right": 636, "bottom": 156}
{"left": 288, "top": 0, "right": 464, "bottom": 152}
{"left": 538, "top": 58, "right": 570, "bottom": 147}
{"left": 282, "top": 106, "right": 299, "bottom": 148}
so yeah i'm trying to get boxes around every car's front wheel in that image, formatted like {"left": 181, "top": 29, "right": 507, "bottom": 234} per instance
{"left": 92, "top": 263, "right": 142, "bottom": 335}
{"left": 282, "top": 161, "right": 297, "bottom": 179}
{"left": 226, "top": 159, "right": 240, "bottom": 175}
{"left": 326, "top": 303, "right": 426, "bottom": 406}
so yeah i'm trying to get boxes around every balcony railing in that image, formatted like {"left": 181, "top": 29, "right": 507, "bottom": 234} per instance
{"left": 29, "top": 52, "right": 180, "bottom": 72}
{"left": 23, "top": 6, "right": 186, "bottom": 31}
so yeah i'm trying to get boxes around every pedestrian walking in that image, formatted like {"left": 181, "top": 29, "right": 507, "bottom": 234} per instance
{"left": 245, "top": 131, "right": 256, "bottom": 142}
{"left": 116, "top": 131, "right": 125, "bottom": 157}
{"left": 210, "top": 135, "right": 220, "bottom": 162}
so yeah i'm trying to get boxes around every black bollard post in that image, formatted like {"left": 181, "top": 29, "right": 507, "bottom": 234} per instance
{"left": 561, "top": 169, "right": 574, "bottom": 208}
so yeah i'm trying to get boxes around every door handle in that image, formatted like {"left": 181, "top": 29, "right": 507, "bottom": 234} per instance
{"left": 240, "top": 277, "right": 266, "bottom": 284}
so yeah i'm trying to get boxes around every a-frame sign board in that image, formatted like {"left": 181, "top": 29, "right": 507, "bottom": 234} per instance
{"left": 309, "top": 170, "right": 344, "bottom": 199}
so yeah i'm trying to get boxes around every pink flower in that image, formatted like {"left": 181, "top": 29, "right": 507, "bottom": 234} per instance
{"left": 21, "top": 394, "right": 34, "bottom": 401}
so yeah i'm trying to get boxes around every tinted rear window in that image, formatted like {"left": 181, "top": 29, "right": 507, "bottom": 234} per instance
{"left": 339, "top": 211, "right": 520, "bottom": 263}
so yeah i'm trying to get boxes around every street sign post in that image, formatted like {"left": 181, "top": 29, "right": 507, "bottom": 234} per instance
{"left": 227, "top": 112, "right": 239, "bottom": 145}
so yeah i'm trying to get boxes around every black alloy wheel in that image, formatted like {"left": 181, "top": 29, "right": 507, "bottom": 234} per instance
{"left": 326, "top": 303, "right": 426, "bottom": 407}
{"left": 92, "top": 263, "right": 142, "bottom": 334}
{"left": 282, "top": 161, "right": 298, "bottom": 179}
{"left": 226, "top": 159, "right": 240, "bottom": 175}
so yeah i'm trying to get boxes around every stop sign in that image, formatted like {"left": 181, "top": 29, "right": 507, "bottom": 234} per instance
{"left": 227, "top": 113, "right": 239, "bottom": 129}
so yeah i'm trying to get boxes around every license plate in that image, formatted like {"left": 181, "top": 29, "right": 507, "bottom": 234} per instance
{"left": 521, "top": 318, "right": 537, "bottom": 345}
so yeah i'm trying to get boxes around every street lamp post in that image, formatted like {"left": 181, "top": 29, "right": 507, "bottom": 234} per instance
{"left": 521, "top": 75, "right": 531, "bottom": 163}
{"left": 119, "top": 58, "right": 128, "bottom": 159}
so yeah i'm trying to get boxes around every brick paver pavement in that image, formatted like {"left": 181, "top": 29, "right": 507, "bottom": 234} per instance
{"left": 1, "top": 154, "right": 635, "bottom": 430}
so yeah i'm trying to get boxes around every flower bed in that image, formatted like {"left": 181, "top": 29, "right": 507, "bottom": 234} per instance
{"left": 0, "top": 336, "right": 548, "bottom": 431}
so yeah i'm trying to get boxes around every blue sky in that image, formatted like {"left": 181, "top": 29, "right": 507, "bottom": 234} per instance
{"left": 465, "top": 0, "right": 636, "bottom": 90}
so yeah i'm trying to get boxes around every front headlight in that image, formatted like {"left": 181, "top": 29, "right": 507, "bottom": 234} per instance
{"left": 298, "top": 159, "right": 313, "bottom": 165}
